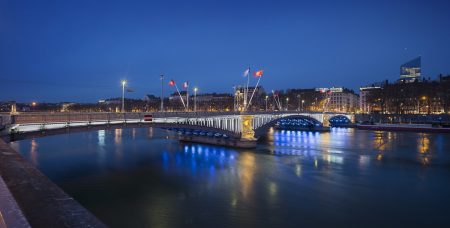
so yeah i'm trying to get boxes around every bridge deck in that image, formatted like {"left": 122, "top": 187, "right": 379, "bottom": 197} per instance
{"left": 3, "top": 112, "right": 353, "bottom": 138}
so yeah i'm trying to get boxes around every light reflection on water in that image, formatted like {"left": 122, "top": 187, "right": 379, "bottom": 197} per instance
{"left": 9, "top": 127, "right": 450, "bottom": 228}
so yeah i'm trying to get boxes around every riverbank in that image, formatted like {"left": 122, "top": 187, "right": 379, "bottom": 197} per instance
{"left": 0, "top": 139, "right": 106, "bottom": 227}
{"left": 357, "top": 123, "right": 450, "bottom": 133}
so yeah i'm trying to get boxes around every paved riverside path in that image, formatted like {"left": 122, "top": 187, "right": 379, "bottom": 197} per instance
{"left": 0, "top": 139, "right": 106, "bottom": 228}
{"left": 0, "top": 174, "right": 30, "bottom": 228}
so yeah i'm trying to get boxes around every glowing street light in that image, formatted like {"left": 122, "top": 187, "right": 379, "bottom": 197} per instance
{"left": 265, "top": 95, "right": 269, "bottom": 111}
{"left": 121, "top": 80, "right": 127, "bottom": 112}
{"left": 286, "top": 97, "right": 289, "bottom": 111}
{"left": 194, "top": 87, "right": 198, "bottom": 112}
{"left": 160, "top": 75, "right": 164, "bottom": 112}
{"left": 302, "top": 99, "right": 305, "bottom": 111}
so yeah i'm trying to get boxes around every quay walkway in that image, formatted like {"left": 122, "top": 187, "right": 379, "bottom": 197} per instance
{"left": 0, "top": 139, "right": 106, "bottom": 228}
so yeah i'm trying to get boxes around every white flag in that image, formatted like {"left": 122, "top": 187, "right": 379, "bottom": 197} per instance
{"left": 243, "top": 68, "right": 250, "bottom": 77}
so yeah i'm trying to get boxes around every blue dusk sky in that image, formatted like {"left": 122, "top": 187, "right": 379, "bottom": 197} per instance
{"left": 1, "top": 0, "right": 450, "bottom": 102}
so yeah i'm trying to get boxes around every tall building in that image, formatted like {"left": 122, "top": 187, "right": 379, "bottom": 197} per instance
{"left": 359, "top": 83, "right": 383, "bottom": 113}
{"left": 316, "top": 87, "right": 359, "bottom": 113}
{"left": 400, "top": 56, "right": 421, "bottom": 83}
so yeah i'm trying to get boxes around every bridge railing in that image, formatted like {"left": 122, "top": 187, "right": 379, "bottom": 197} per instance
{"left": 11, "top": 112, "right": 151, "bottom": 124}
{"left": 10, "top": 111, "right": 350, "bottom": 125}
{"left": 10, "top": 111, "right": 245, "bottom": 124}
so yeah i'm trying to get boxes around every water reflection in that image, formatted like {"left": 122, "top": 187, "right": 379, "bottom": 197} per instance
{"left": 114, "top": 129, "right": 123, "bottom": 162}
{"left": 418, "top": 133, "right": 431, "bottom": 165}
{"left": 114, "top": 128, "right": 122, "bottom": 145}
{"left": 147, "top": 128, "right": 154, "bottom": 138}
{"left": 98, "top": 130, "right": 106, "bottom": 147}
{"left": 162, "top": 144, "right": 238, "bottom": 178}
{"left": 295, "top": 164, "right": 302, "bottom": 177}
{"left": 358, "top": 155, "right": 370, "bottom": 169}
{"left": 97, "top": 130, "right": 106, "bottom": 165}
{"left": 238, "top": 153, "right": 256, "bottom": 199}
{"left": 30, "top": 139, "right": 38, "bottom": 166}
{"left": 373, "top": 131, "right": 388, "bottom": 162}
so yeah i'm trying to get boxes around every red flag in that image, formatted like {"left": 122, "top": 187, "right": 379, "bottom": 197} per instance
{"left": 169, "top": 80, "right": 175, "bottom": 87}
{"left": 254, "top": 70, "right": 263, "bottom": 77}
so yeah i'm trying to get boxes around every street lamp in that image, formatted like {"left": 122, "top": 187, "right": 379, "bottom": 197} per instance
{"left": 302, "top": 99, "right": 305, "bottom": 111}
{"left": 160, "top": 75, "right": 164, "bottom": 112}
{"left": 121, "top": 80, "right": 126, "bottom": 112}
{"left": 286, "top": 97, "right": 289, "bottom": 111}
{"left": 194, "top": 87, "right": 198, "bottom": 112}
{"left": 265, "top": 95, "right": 269, "bottom": 111}
{"left": 421, "top": 96, "right": 428, "bottom": 114}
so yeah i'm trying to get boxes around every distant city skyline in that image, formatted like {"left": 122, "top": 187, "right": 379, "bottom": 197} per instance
{"left": 1, "top": 0, "right": 450, "bottom": 102}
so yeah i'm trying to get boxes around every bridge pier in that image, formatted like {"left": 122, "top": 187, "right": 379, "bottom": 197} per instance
{"left": 322, "top": 114, "right": 330, "bottom": 127}
{"left": 176, "top": 114, "right": 258, "bottom": 148}
{"left": 179, "top": 135, "right": 257, "bottom": 149}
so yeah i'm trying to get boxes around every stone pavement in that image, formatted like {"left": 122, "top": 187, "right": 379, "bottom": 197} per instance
{"left": 0, "top": 175, "right": 31, "bottom": 228}
{"left": 0, "top": 139, "right": 106, "bottom": 228}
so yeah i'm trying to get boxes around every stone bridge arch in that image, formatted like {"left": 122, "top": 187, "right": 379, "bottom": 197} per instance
{"left": 328, "top": 115, "right": 352, "bottom": 126}
{"left": 253, "top": 114, "right": 323, "bottom": 138}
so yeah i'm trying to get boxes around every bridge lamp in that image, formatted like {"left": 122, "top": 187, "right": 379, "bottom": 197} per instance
{"left": 286, "top": 98, "right": 289, "bottom": 111}
{"left": 121, "top": 80, "right": 127, "bottom": 113}
{"left": 265, "top": 95, "right": 269, "bottom": 111}
{"left": 194, "top": 87, "right": 198, "bottom": 112}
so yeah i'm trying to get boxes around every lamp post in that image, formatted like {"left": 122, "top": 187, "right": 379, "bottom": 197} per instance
{"left": 286, "top": 97, "right": 289, "bottom": 111}
{"left": 31, "top": 102, "right": 37, "bottom": 112}
{"left": 302, "top": 100, "right": 305, "bottom": 111}
{"left": 194, "top": 87, "right": 198, "bottom": 112}
{"left": 233, "top": 86, "right": 236, "bottom": 111}
{"left": 121, "top": 80, "right": 126, "bottom": 113}
{"left": 265, "top": 95, "right": 269, "bottom": 111}
{"left": 160, "top": 75, "right": 164, "bottom": 112}
{"left": 421, "top": 96, "right": 427, "bottom": 114}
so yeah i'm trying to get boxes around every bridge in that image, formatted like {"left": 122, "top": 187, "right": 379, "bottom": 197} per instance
{"left": 1, "top": 111, "right": 354, "bottom": 148}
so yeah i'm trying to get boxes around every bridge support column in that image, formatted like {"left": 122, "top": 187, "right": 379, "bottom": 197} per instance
{"left": 238, "top": 115, "right": 257, "bottom": 148}
{"left": 349, "top": 114, "right": 355, "bottom": 123}
{"left": 322, "top": 114, "right": 330, "bottom": 127}
{"left": 10, "top": 103, "right": 17, "bottom": 115}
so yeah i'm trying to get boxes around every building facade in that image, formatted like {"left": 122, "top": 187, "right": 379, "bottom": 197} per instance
{"left": 359, "top": 83, "right": 383, "bottom": 113}
{"left": 234, "top": 86, "right": 266, "bottom": 111}
{"left": 399, "top": 56, "right": 421, "bottom": 83}
{"left": 320, "top": 87, "right": 358, "bottom": 113}
{"left": 363, "top": 75, "right": 450, "bottom": 114}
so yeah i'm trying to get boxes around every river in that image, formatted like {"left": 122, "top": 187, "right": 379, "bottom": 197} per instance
{"left": 9, "top": 127, "right": 450, "bottom": 227}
